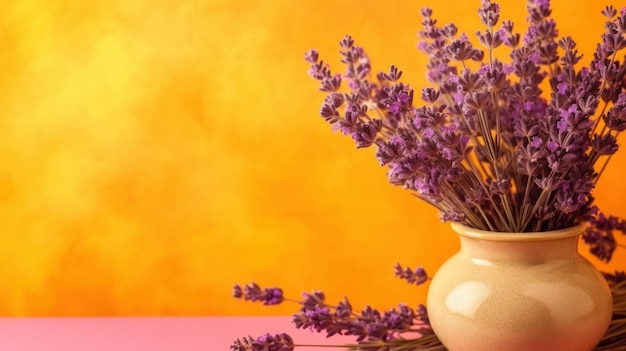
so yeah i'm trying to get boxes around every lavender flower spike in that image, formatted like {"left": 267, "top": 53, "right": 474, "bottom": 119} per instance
{"left": 394, "top": 263, "right": 429, "bottom": 285}
{"left": 233, "top": 283, "right": 284, "bottom": 305}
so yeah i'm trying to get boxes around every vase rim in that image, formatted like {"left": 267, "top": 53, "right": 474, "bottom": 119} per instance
{"left": 450, "top": 222, "right": 587, "bottom": 241}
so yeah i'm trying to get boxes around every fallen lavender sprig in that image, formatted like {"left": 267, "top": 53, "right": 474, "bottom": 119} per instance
{"left": 233, "top": 282, "right": 285, "bottom": 306}
{"left": 231, "top": 266, "right": 435, "bottom": 351}
{"left": 394, "top": 263, "right": 430, "bottom": 286}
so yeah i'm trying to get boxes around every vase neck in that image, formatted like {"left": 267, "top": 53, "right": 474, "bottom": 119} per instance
{"left": 458, "top": 235, "right": 580, "bottom": 262}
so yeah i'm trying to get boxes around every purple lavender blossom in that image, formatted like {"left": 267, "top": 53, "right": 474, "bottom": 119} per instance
{"left": 394, "top": 263, "right": 429, "bottom": 285}
{"left": 604, "top": 271, "right": 626, "bottom": 284}
{"left": 583, "top": 209, "right": 626, "bottom": 262}
{"left": 233, "top": 285, "right": 243, "bottom": 298}
{"left": 294, "top": 305, "right": 333, "bottom": 333}
{"left": 230, "top": 333, "right": 294, "bottom": 351}
{"left": 233, "top": 283, "right": 284, "bottom": 305}
{"left": 291, "top": 289, "right": 432, "bottom": 343}
{"left": 583, "top": 228, "right": 617, "bottom": 262}
{"left": 604, "top": 93, "right": 626, "bottom": 131}
{"left": 478, "top": 0, "right": 501, "bottom": 28}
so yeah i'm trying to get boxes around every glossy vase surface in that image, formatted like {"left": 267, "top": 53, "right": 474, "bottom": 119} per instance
{"left": 427, "top": 222, "right": 612, "bottom": 351}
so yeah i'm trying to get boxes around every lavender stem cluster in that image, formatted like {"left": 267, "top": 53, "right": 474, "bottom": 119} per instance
{"left": 231, "top": 265, "right": 433, "bottom": 351}
{"left": 305, "top": 0, "right": 626, "bottom": 239}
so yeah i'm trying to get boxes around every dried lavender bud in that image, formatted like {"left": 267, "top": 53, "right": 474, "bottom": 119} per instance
{"left": 476, "top": 29, "right": 504, "bottom": 49}
{"left": 416, "top": 304, "right": 430, "bottom": 325}
{"left": 590, "top": 211, "right": 626, "bottom": 233}
{"left": 459, "top": 69, "right": 484, "bottom": 92}
{"left": 582, "top": 209, "right": 626, "bottom": 262}
{"left": 502, "top": 20, "right": 521, "bottom": 47}
{"left": 352, "top": 121, "right": 381, "bottom": 148}
{"left": 376, "top": 139, "right": 403, "bottom": 166}
{"left": 481, "top": 60, "right": 509, "bottom": 89}
{"left": 340, "top": 35, "right": 354, "bottom": 49}
{"left": 440, "top": 210, "right": 466, "bottom": 222}
{"left": 535, "top": 176, "right": 562, "bottom": 191}
{"left": 301, "top": 291, "right": 326, "bottom": 309}
{"left": 558, "top": 36, "right": 576, "bottom": 51}
{"left": 602, "top": 5, "right": 618, "bottom": 19}
{"left": 296, "top": 305, "right": 333, "bottom": 332}
{"left": 442, "top": 23, "right": 458, "bottom": 38}
{"left": 463, "top": 91, "right": 492, "bottom": 112}
{"left": 602, "top": 31, "right": 626, "bottom": 53}
{"left": 233, "top": 285, "right": 243, "bottom": 298}
{"left": 335, "top": 298, "right": 353, "bottom": 318}
{"left": 381, "top": 83, "right": 414, "bottom": 115}
{"left": 534, "top": 205, "right": 556, "bottom": 223}
{"left": 421, "top": 87, "right": 440, "bottom": 103}
{"left": 413, "top": 105, "right": 447, "bottom": 129}
{"left": 512, "top": 58, "right": 541, "bottom": 80}
{"left": 604, "top": 93, "right": 626, "bottom": 131}
{"left": 230, "top": 333, "right": 295, "bottom": 351}
{"left": 354, "top": 306, "right": 387, "bottom": 341}
{"left": 560, "top": 106, "right": 594, "bottom": 134}
{"left": 320, "top": 74, "right": 342, "bottom": 92}
{"left": 382, "top": 304, "right": 415, "bottom": 331}
{"left": 394, "top": 263, "right": 429, "bottom": 285}
{"left": 446, "top": 37, "right": 479, "bottom": 62}
{"left": 478, "top": 0, "right": 501, "bottom": 27}
{"left": 619, "top": 8, "right": 626, "bottom": 31}
{"left": 604, "top": 271, "right": 626, "bottom": 284}
{"left": 591, "top": 133, "right": 618, "bottom": 155}
{"left": 583, "top": 228, "right": 617, "bottom": 262}
{"left": 489, "top": 177, "right": 511, "bottom": 195}
{"left": 380, "top": 65, "right": 403, "bottom": 82}
{"left": 341, "top": 45, "right": 371, "bottom": 81}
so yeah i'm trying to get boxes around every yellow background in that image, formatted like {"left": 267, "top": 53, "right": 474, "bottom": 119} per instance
{"left": 0, "top": 0, "right": 624, "bottom": 316}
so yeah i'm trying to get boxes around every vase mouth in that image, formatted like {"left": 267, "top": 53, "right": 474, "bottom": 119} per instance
{"left": 450, "top": 222, "right": 587, "bottom": 241}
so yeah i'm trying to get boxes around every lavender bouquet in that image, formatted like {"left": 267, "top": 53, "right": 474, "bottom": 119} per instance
{"left": 306, "top": 1, "right": 626, "bottom": 235}
{"left": 232, "top": 0, "right": 626, "bottom": 350}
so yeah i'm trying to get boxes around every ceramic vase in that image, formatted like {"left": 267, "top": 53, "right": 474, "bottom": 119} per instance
{"left": 427, "top": 222, "right": 613, "bottom": 351}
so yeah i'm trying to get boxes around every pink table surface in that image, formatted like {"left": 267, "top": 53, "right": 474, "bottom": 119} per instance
{"left": 0, "top": 317, "right": 354, "bottom": 351}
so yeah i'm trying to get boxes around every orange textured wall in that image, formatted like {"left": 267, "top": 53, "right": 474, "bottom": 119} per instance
{"left": 0, "top": 0, "right": 624, "bottom": 316}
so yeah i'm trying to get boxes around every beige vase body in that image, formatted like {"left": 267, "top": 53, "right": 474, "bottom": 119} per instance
{"left": 427, "top": 222, "right": 613, "bottom": 351}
